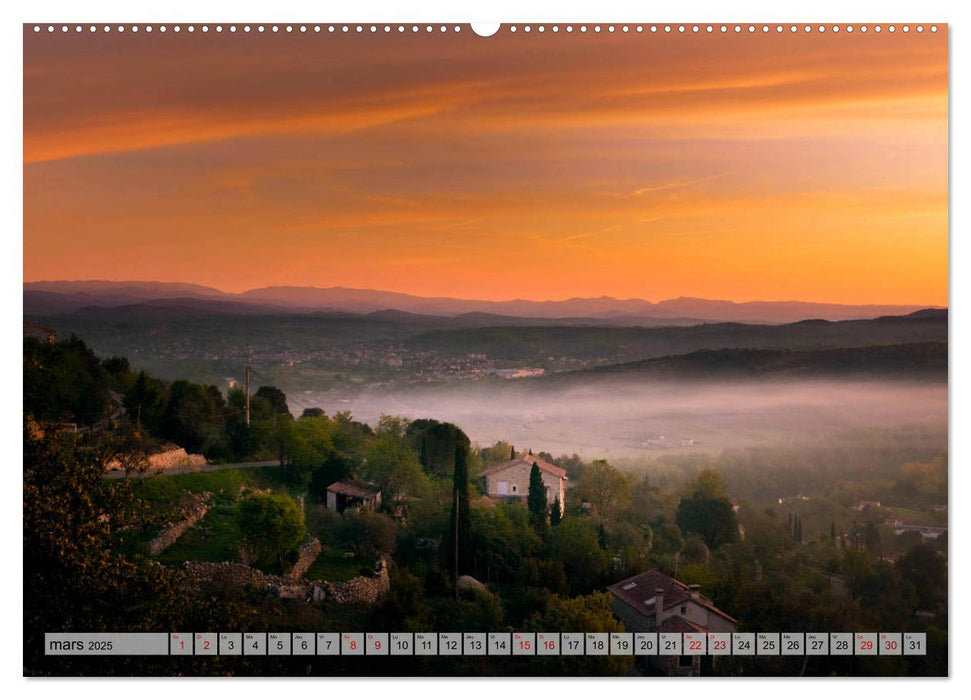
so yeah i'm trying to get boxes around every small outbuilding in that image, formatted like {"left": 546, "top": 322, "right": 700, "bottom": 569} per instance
{"left": 325, "top": 478, "right": 382, "bottom": 514}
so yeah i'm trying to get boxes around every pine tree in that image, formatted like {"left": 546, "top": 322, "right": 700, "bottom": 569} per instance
{"left": 510, "top": 445, "right": 516, "bottom": 460}
{"left": 527, "top": 462, "right": 547, "bottom": 527}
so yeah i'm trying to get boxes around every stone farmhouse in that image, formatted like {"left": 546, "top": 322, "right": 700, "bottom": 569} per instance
{"left": 481, "top": 454, "right": 567, "bottom": 516}
{"left": 326, "top": 478, "right": 382, "bottom": 514}
{"left": 608, "top": 569, "right": 737, "bottom": 676}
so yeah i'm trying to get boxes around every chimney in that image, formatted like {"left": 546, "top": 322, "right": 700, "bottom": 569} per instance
{"left": 654, "top": 588, "right": 664, "bottom": 628}
{"left": 686, "top": 584, "right": 702, "bottom": 600}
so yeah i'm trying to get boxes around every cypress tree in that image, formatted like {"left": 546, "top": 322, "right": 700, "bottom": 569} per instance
{"left": 550, "top": 496, "right": 562, "bottom": 525}
{"left": 527, "top": 462, "right": 547, "bottom": 526}
{"left": 447, "top": 439, "right": 471, "bottom": 581}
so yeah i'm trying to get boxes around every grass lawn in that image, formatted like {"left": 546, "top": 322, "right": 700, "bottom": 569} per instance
{"left": 118, "top": 466, "right": 319, "bottom": 570}
{"left": 126, "top": 466, "right": 300, "bottom": 518}
{"left": 304, "top": 548, "right": 372, "bottom": 582}
{"left": 155, "top": 504, "right": 241, "bottom": 565}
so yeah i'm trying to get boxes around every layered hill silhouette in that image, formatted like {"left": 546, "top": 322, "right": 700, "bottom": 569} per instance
{"left": 23, "top": 280, "right": 941, "bottom": 324}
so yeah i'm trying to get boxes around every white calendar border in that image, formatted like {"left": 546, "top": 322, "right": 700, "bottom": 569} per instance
{"left": 4, "top": 0, "right": 967, "bottom": 697}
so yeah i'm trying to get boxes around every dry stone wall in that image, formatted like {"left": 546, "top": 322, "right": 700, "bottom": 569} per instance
{"left": 181, "top": 556, "right": 390, "bottom": 606}
{"left": 287, "top": 538, "right": 322, "bottom": 579}
{"left": 322, "top": 558, "right": 390, "bottom": 605}
{"left": 148, "top": 492, "right": 211, "bottom": 556}
{"left": 108, "top": 447, "right": 207, "bottom": 473}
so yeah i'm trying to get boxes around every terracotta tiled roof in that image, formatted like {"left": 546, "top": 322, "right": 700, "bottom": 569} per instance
{"left": 326, "top": 479, "right": 380, "bottom": 498}
{"left": 607, "top": 569, "right": 737, "bottom": 624}
{"left": 481, "top": 455, "right": 567, "bottom": 479}
{"left": 657, "top": 616, "right": 707, "bottom": 634}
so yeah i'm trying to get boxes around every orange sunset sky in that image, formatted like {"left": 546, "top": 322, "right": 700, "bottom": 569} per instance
{"left": 24, "top": 26, "right": 948, "bottom": 305}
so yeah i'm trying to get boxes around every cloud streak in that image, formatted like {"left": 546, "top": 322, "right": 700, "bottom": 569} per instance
{"left": 23, "top": 28, "right": 948, "bottom": 305}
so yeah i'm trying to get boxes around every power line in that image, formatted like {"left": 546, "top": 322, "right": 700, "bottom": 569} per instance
{"left": 246, "top": 364, "right": 318, "bottom": 414}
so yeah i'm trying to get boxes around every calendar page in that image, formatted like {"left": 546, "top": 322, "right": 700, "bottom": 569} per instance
{"left": 22, "top": 20, "right": 948, "bottom": 678}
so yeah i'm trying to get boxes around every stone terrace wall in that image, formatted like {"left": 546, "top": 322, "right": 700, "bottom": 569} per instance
{"left": 149, "top": 493, "right": 210, "bottom": 556}
{"left": 287, "top": 538, "right": 322, "bottom": 579}
{"left": 149, "top": 448, "right": 207, "bottom": 472}
{"left": 183, "top": 561, "right": 289, "bottom": 589}
{"left": 323, "top": 558, "right": 390, "bottom": 605}
{"left": 181, "top": 556, "right": 390, "bottom": 606}
{"left": 107, "top": 447, "right": 207, "bottom": 473}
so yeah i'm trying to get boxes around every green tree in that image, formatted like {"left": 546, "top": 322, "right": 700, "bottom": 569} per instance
{"left": 278, "top": 412, "right": 333, "bottom": 484}
{"left": 676, "top": 491, "right": 738, "bottom": 550}
{"left": 338, "top": 511, "right": 398, "bottom": 559}
{"left": 864, "top": 521, "right": 881, "bottom": 554}
{"left": 547, "top": 518, "right": 611, "bottom": 594}
{"left": 896, "top": 543, "right": 947, "bottom": 612}
{"left": 550, "top": 496, "right": 563, "bottom": 525}
{"left": 161, "top": 380, "right": 224, "bottom": 454}
{"left": 526, "top": 593, "right": 632, "bottom": 675}
{"left": 102, "top": 355, "right": 135, "bottom": 393}
{"left": 527, "top": 461, "right": 548, "bottom": 527}
{"left": 235, "top": 493, "right": 305, "bottom": 571}
{"left": 675, "top": 470, "right": 738, "bottom": 550}
{"left": 467, "top": 502, "right": 542, "bottom": 585}
{"left": 254, "top": 385, "right": 290, "bottom": 416}
{"left": 688, "top": 469, "right": 731, "bottom": 500}
{"left": 308, "top": 453, "right": 354, "bottom": 501}
{"left": 362, "top": 423, "right": 428, "bottom": 509}
{"left": 576, "top": 459, "right": 630, "bottom": 529}
{"left": 24, "top": 335, "right": 112, "bottom": 426}
{"left": 407, "top": 419, "right": 470, "bottom": 478}
{"left": 479, "top": 441, "right": 516, "bottom": 467}
{"left": 124, "top": 370, "right": 167, "bottom": 435}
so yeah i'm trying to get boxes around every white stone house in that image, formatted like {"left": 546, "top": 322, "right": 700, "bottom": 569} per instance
{"left": 481, "top": 454, "right": 567, "bottom": 515}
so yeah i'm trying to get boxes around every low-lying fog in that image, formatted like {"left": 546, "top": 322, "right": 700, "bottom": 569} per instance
{"left": 300, "top": 379, "right": 947, "bottom": 460}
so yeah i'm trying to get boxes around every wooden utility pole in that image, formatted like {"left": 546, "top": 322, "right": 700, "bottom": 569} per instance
{"left": 454, "top": 487, "right": 460, "bottom": 598}
{"left": 245, "top": 366, "right": 251, "bottom": 426}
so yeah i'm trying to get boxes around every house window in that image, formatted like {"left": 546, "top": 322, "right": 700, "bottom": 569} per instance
{"left": 681, "top": 606, "right": 687, "bottom": 615}
{"left": 497, "top": 481, "right": 509, "bottom": 495}
{"left": 511, "top": 484, "right": 518, "bottom": 493}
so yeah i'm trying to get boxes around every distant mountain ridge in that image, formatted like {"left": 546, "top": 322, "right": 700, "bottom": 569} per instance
{"left": 23, "top": 280, "right": 943, "bottom": 324}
